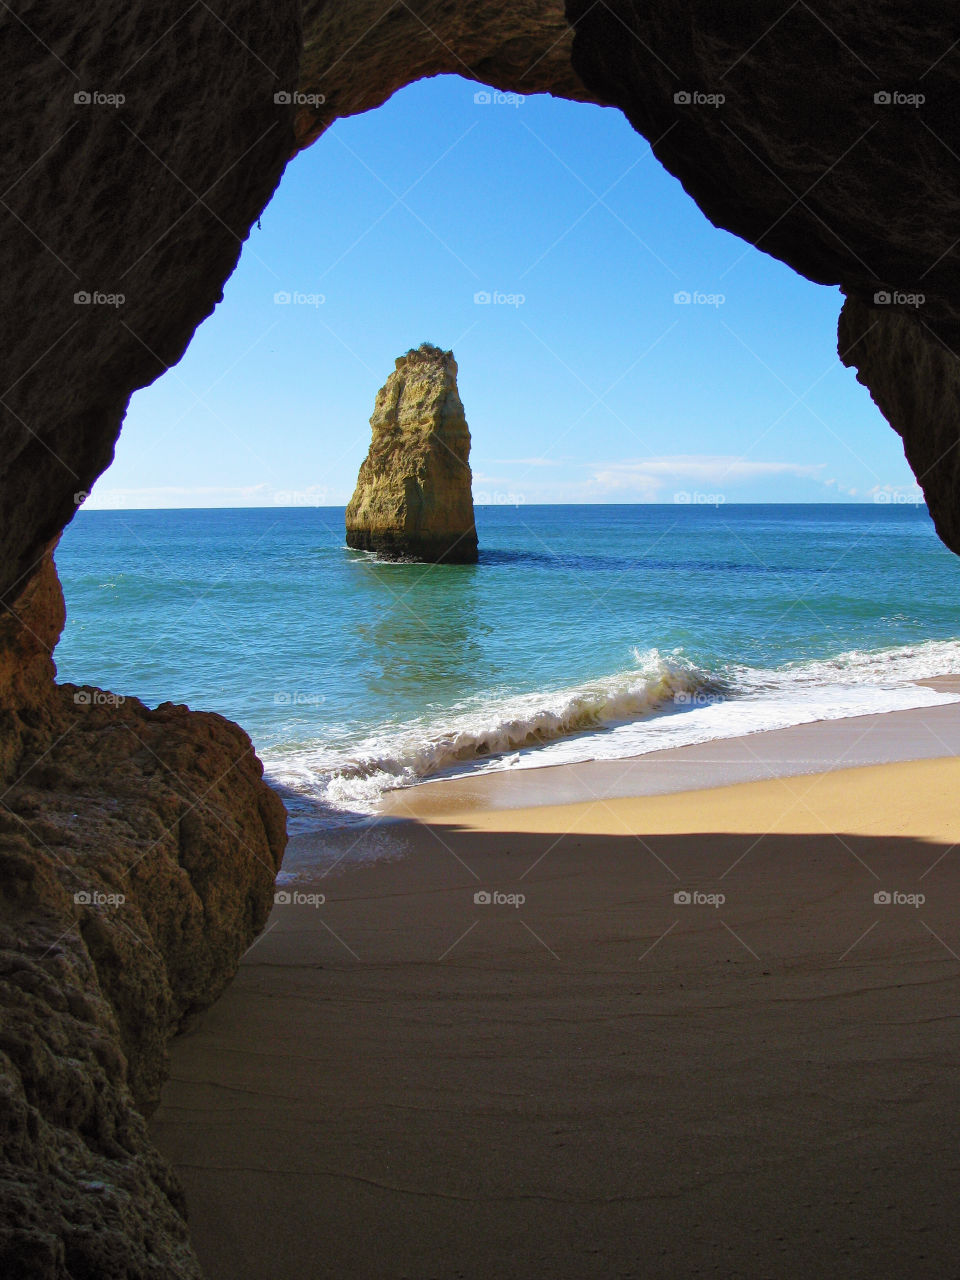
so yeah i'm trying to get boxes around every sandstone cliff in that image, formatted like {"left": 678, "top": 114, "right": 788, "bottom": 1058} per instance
{"left": 346, "top": 344, "right": 479, "bottom": 564}
{"left": 0, "top": 554, "right": 286, "bottom": 1278}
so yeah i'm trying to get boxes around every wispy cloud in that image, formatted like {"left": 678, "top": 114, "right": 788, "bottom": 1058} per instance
{"left": 589, "top": 455, "right": 826, "bottom": 497}
{"left": 81, "top": 483, "right": 345, "bottom": 510}
{"left": 478, "top": 456, "right": 571, "bottom": 468}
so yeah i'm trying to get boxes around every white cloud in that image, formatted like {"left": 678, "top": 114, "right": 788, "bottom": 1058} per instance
{"left": 478, "top": 456, "right": 570, "bottom": 468}
{"left": 80, "top": 483, "right": 346, "bottom": 510}
{"left": 588, "top": 455, "right": 826, "bottom": 496}
{"left": 868, "top": 483, "right": 923, "bottom": 497}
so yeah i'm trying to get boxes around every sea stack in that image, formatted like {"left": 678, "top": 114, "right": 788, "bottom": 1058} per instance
{"left": 345, "top": 343, "right": 478, "bottom": 563}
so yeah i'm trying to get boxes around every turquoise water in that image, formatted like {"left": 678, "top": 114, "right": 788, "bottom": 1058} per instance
{"left": 55, "top": 504, "right": 960, "bottom": 825}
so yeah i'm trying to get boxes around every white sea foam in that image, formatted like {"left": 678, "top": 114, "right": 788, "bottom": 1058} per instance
{"left": 265, "top": 639, "right": 960, "bottom": 830}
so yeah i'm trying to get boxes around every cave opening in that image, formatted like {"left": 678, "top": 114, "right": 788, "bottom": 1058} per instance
{"left": 52, "top": 73, "right": 928, "bottom": 805}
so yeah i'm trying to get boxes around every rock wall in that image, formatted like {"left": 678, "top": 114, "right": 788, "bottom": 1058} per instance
{"left": 1, "top": 7, "right": 300, "bottom": 1266}
{"left": 0, "top": 0, "right": 302, "bottom": 612}
{"left": 0, "top": 556, "right": 286, "bottom": 1277}
{"left": 839, "top": 295, "right": 960, "bottom": 552}
{"left": 294, "top": 0, "right": 597, "bottom": 146}
{"left": 346, "top": 344, "right": 478, "bottom": 563}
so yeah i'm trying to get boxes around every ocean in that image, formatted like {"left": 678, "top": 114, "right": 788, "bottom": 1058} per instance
{"left": 54, "top": 504, "right": 960, "bottom": 830}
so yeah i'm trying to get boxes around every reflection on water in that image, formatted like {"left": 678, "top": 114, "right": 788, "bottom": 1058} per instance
{"left": 350, "top": 555, "right": 488, "bottom": 704}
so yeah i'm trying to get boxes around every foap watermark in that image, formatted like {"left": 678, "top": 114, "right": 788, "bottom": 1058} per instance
{"left": 674, "top": 90, "right": 725, "bottom": 108}
{"left": 873, "top": 486, "right": 924, "bottom": 505}
{"left": 474, "top": 89, "right": 524, "bottom": 107}
{"left": 274, "top": 290, "right": 325, "bottom": 307}
{"left": 674, "top": 490, "right": 726, "bottom": 505}
{"left": 874, "top": 90, "right": 924, "bottom": 107}
{"left": 674, "top": 889, "right": 725, "bottom": 908}
{"left": 74, "top": 290, "right": 124, "bottom": 308}
{"left": 274, "top": 90, "right": 326, "bottom": 106}
{"left": 74, "top": 889, "right": 126, "bottom": 907}
{"left": 874, "top": 890, "right": 925, "bottom": 908}
{"left": 674, "top": 689, "right": 724, "bottom": 707}
{"left": 74, "top": 689, "right": 125, "bottom": 707}
{"left": 474, "top": 489, "right": 525, "bottom": 506}
{"left": 74, "top": 89, "right": 125, "bottom": 107}
{"left": 474, "top": 289, "right": 525, "bottom": 308}
{"left": 874, "top": 289, "right": 924, "bottom": 308}
{"left": 273, "top": 488, "right": 329, "bottom": 506}
{"left": 274, "top": 889, "right": 326, "bottom": 907}
{"left": 73, "top": 490, "right": 129, "bottom": 508}
{"left": 474, "top": 889, "right": 526, "bottom": 908}
{"left": 674, "top": 290, "right": 725, "bottom": 307}
{"left": 274, "top": 691, "right": 325, "bottom": 706}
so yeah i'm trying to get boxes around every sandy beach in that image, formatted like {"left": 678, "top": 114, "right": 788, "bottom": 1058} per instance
{"left": 151, "top": 701, "right": 960, "bottom": 1279}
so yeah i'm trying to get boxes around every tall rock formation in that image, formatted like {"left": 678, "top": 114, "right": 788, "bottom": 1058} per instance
{"left": 346, "top": 345, "right": 479, "bottom": 564}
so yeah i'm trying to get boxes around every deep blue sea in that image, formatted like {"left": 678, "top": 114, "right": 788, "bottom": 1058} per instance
{"left": 54, "top": 504, "right": 960, "bottom": 828}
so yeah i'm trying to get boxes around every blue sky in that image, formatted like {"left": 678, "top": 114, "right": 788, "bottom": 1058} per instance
{"left": 86, "top": 74, "right": 922, "bottom": 509}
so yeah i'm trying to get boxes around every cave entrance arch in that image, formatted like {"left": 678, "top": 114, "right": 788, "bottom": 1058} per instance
{"left": 50, "top": 71, "right": 919, "bottom": 743}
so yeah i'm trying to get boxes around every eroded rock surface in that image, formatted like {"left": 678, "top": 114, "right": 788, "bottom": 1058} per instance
{"left": 295, "top": 0, "right": 596, "bottom": 146}
{"left": 0, "top": 0, "right": 302, "bottom": 612}
{"left": 0, "top": 556, "right": 286, "bottom": 1278}
{"left": 839, "top": 295, "right": 960, "bottom": 552}
{"left": 346, "top": 344, "right": 478, "bottom": 563}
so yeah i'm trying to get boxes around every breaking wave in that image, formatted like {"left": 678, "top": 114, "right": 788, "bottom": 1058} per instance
{"left": 265, "top": 639, "right": 960, "bottom": 830}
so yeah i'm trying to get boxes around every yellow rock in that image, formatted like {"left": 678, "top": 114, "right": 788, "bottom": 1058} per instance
{"left": 345, "top": 344, "right": 478, "bottom": 563}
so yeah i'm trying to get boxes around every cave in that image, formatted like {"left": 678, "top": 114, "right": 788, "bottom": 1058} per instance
{"left": 3, "top": 2, "right": 960, "bottom": 1275}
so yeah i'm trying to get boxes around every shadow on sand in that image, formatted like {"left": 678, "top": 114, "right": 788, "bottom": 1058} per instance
{"left": 152, "top": 818, "right": 960, "bottom": 1279}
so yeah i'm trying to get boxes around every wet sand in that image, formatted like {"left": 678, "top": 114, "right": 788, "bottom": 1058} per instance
{"left": 151, "top": 703, "right": 960, "bottom": 1279}
{"left": 379, "top": 682, "right": 960, "bottom": 821}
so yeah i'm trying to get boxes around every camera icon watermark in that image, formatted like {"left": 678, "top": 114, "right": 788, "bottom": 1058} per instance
{"left": 673, "top": 689, "right": 723, "bottom": 707}
{"left": 674, "top": 289, "right": 725, "bottom": 307}
{"left": 274, "top": 90, "right": 326, "bottom": 106}
{"left": 273, "top": 488, "right": 329, "bottom": 506}
{"left": 274, "top": 889, "right": 326, "bottom": 907}
{"left": 874, "top": 90, "right": 924, "bottom": 107}
{"left": 73, "top": 689, "right": 125, "bottom": 707}
{"left": 873, "top": 486, "right": 924, "bottom": 505}
{"left": 674, "top": 490, "right": 725, "bottom": 505}
{"left": 473, "top": 89, "right": 524, "bottom": 107}
{"left": 874, "top": 889, "right": 924, "bottom": 907}
{"left": 74, "top": 889, "right": 126, "bottom": 907}
{"left": 474, "top": 889, "right": 526, "bottom": 908}
{"left": 74, "top": 89, "right": 125, "bottom": 107}
{"left": 474, "top": 489, "right": 525, "bottom": 506}
{"left": 274, "top": 290, "right": 325, "bottom": 307}
{"left": 473, "top": 289, "right": 525, "bottom": 308}
{"left": 873, "top": 289, "right": 924, "bottom": 308}
{"left": 674, "top": 889, "right": 725, "bottom": 908}
{"left": 674, "top": 90, "right": 724, "bottom": 108}
{"left": 74, "top": 290, "right": 125, "bottom": 308}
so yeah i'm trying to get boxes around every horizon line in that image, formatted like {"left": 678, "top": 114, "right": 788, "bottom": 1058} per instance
{"left": 74, "top": 499, "right": 929, "bottom": 513}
